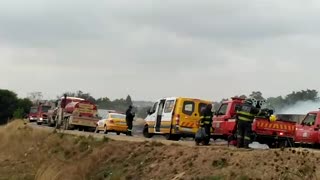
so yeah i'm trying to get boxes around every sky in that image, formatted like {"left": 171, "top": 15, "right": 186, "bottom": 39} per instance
{"left": 1, "top": 0, "right": 320, "bottom": 101}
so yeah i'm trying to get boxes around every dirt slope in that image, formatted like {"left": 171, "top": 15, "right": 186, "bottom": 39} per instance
{"left": 0, "top": 120, "right": 319, "bottom": 180}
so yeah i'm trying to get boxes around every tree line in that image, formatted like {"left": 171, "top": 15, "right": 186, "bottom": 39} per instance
{"left": 62, "top": 90, "right": 149, "bottom": 118}
{"left": 0, "top": 89, "right": 33, "bottom": 124}
{"left": 1, "top": 88, "right": 319, "bottom": 124}
{"left": 62, "top": 90, "right": 134, "bottom": 113}
{"left": 214, "top": 89, "right": 319, "bottom": 113}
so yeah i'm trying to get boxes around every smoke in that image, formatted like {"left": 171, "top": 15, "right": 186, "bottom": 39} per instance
{"left": 277, "top": 100, "right": 320, "bottom": 114}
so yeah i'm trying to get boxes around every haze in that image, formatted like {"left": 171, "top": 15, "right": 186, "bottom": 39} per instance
{"left": 1, "top": 0, "right": 319, "bottom": 101}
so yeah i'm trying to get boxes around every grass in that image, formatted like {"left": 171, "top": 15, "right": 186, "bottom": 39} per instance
{"left": 237, "top": 175, "right": 250, "bottom": 180}
{"left": 2, "top": 120, "right": 320, "bottom": 180}
{"left": 150, "top": 140, "right": 164, "bottom": 147}
{"left": 212, "top": 158, "right": 228, "bottom": 169}
{"left": 198, "top": 176, "right": 224, "bottom": 180}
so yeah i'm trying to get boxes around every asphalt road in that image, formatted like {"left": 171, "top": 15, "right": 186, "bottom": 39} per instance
{"left": 28, "top": 122, "right": 320, "bottom": 153}
{"left": 28, "top": 122, "right": 228, "bottom": 147}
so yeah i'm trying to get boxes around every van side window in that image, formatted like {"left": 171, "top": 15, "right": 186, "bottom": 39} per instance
{"left": 164, "top": 100, "right": 175, "bottom": 113}
{"left": 217, "top": 103, "right": 228, "bottom": 115}
{"left": 199, "top": 103, "right": 208, "bottom": 116}
{"left": 302, "top": 113, "right": 317, "bottom": 126}
{"left": 151, "top": 102, "right": 158, "bottom": 114}
{"left": 183, "top": 101, "right": 195, "bottom": 116}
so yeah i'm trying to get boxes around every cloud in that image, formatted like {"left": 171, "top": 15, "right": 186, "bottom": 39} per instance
{"left": 1, "top": 0, "right": 320, "bottom": 101}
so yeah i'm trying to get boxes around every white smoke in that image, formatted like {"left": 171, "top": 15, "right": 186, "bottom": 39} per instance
{"left": 277, "top": 100, "right": 320, "bottom": 114}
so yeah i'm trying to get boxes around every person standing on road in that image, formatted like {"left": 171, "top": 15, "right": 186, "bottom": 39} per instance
{"left": 236, "top": 98, "right": 260, "bottom": 149}
{"left": 197, "top": 104, "right": 213, "bottom": 145}
{"left": 126, "top": 105, "right": 135, "bottom": 136}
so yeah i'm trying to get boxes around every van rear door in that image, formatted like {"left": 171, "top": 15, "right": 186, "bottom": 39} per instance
{"left": 179, "top": 99, "right": 199, "bottom": 133}
{"left": 160, "top": 98, "right": 177, "bottom": 133}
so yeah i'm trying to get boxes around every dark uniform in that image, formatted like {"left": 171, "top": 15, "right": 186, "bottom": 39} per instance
{"left": 126, "top": 105, "right": 135, "bottom": 136}
{"left": 199, "top": 104, "right": 213, "bottom": 145}
{"left": 236, "top": 99, "right": 260, "bottom": 148}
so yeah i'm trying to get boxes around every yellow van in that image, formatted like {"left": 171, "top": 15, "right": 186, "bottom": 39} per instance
{"left": 143, "top": 97, "right": 212, "bottom": 140}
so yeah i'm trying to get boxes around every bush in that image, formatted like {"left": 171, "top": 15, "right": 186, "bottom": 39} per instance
{"left": 13, "top": 108, "right": 24, "bottom": 119}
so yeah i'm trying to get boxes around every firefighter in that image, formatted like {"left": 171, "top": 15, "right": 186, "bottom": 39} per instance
{"left": 236, "top": 98, "right": 260, "bottom": 148}
{"left": 125, "top": 105, "right": 135, "bottom": 136}
{"left": 198, "top": 104, "right": 213, "bottom": 145}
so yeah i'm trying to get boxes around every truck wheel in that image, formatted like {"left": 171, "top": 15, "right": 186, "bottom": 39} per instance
{"left": 165, "top": 134, "right": 173, "bottom": 140}
{"left": 116, "top": 132, "right": 121, "bottom": 135}
{"left": 172, "top": 135, "right": 181, "bottom": 141}
{"left": 165, "top": 134, "right": 180, "bottom": 141}
{"left": 103, "top": 125, "right": 108, "bottom": 134}
{"left": 143, "top": 125, "right": 153, "bottom": 138}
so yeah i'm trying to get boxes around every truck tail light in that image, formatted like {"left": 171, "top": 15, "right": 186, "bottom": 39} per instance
{"left": 279, "top": 132, "right": 284, "bottom": 136}
{"left": 175, "top": 114, "right": 180, "bottom": 126}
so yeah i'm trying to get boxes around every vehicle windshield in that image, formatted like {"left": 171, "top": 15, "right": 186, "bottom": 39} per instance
{"left": 110, "top": 114, "right": 126, "bottom": 119}
{"left": 302, "top": 113, "right": 317, "bottom": 126}
{"left": 30, "top": 107, "right": 37, "bottom": 113}
{"left": 41, "top": 106, "right": 51, "bottom": 112}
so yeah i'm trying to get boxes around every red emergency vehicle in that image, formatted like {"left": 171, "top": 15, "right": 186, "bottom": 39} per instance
{"left": 295, "top": 110, "right": 320, "bottom": 147}
{"left": 212, "top": 97, "right": 296, "bottom": 148}
{"left": 28, "top": 105, "right": 51, "bottom": 125}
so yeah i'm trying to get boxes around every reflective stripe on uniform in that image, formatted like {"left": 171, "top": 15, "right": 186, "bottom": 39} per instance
{"left": 200, "top": 116, "right": 212, "bottom": 119}
{"left": 244, "top": 136, "right": 251, "bottom": 140}
{"left": 237, "top": 111, "right": 254, "bottom": 118}
{"left": 237, "top": 111, "right": 255, "bottom": 122}
{"left": 238, "top": 116, "right": 252, "bottom": 122}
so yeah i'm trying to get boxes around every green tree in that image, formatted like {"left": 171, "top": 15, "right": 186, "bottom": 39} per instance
{"left": 265, "top": 89, "right": 318, "bottom": 113}
{"left": 27, "top": 91, "right": 42, "bottom": 104}
{"left": 136, "top": 106, "right": 151, "bottom": 119}
{"left": 96, "top": 97, "right": 112, "bottom": 109}
{"left": 61, "top": 90, "right": 96, "bottom": 103}
{"left": 284, "top": 89, "right": 318, "bottom": 105}
{"left": 249, "top": 91, "right": 265, "bottom": 100}
{"left": 17, "top": 98, "right": 33, "bottom": 117}
{"left": 13, "top": 108, "right": 24, "bottom": 119}
{"left": 96, "top": 96, "right": 134, "bottom": 113}
{"left": 266, "top": 96, "right": 285, "bottom": 112}
{"left": 0, "top": 89, "right": 18, "bottom": 124}
{"left": 125, "top": 95, "right": 133, "bottom": 106}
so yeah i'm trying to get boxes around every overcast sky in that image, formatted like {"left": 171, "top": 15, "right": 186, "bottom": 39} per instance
{"left": 1, "top": 0, "right": 320, "bottom": 101}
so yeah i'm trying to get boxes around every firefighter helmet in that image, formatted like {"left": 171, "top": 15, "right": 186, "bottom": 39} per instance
{"left": 244, "top": 98, "right": 257, "bottom": 106}
{"left": 269, "top": 115, "right": 277, "bottom": 122}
